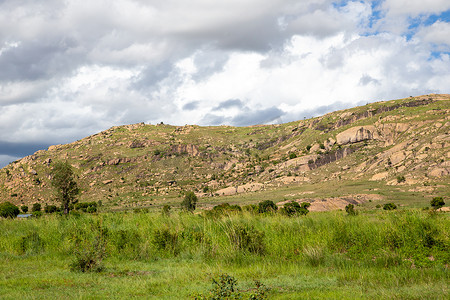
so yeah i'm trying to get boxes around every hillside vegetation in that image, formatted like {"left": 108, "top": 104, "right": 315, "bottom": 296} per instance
{"left": 0, "top": 94, "right": 449, "bottom": 211}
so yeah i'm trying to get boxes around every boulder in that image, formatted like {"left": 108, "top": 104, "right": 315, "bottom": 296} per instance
{"left": 370, "top": 172, "right": 389, "bottom": 181}
{"left": 390, "top": 151, "right": 406, "bottom": 165}
{"left": 428, "top": 168, "right": 449, "bottom": 177}
{"left": 336, "top": 126, "right": 378, "bottom": 145}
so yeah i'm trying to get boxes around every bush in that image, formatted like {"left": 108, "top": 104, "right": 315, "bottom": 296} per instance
{"left": 152, "top": 228, "right": 179, "bottom": 255}
{"left": 181, "top": 191, "right": 197, "bottom": 212}
{"left": 208, "top": 203, "right": 242, "bottom": 217}
{"left": 16, "top": 232, "right": 43, "bottom": 255}
{"left": 0, "top": 202, "right": 20, "bottom": 218}
{"left": 44, "top": 204, "right": 58, "bottom": 214}
{"left": 430, "top": 197, "right": 445, "bottom": 210}
{"left": 210, "top": 274, "right": 239, "bottom": 299}
{"left": 21, "top": 205, "right": 28, "bottom": 213}
{"left": 74, "top": 202, "right": 98, "bottom": 213}
{"left": 258, "top": 200, "right": 277, "bottom": 214}
{"left": 345, "top": 204, "right": 357, "bottom": 215}
{"left": 70, "top": 221, "right": 107, "bottom": 272}
{"left": 228, "top": 224, "right": 265, "bottom": 254}
{"left": 32, "top": 203, "right": 41, "bottom": 212}
{"left": 396, "top": 175, "right": 406, "bottom": 183}
{"left": 32, "top": 211, "right": 43, "bottom": 218}
{"left": 280, "top": 201, "right": 309, "bottom": 216}
{"left": 193, "top": 274, "right": 269, "bottom": 300}
{"left": 242, "top": 204, "right": 258, "bottom": 214}
{"left": 383, "top": 203, "right": 397, "bottom": 210}
{"left": 289, "top": 153, "right": 297, "bottom": 159}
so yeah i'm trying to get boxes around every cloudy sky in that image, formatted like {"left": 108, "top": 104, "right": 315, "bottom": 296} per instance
{"left": 1, "top": 0, "right": 449, "bottom": 167}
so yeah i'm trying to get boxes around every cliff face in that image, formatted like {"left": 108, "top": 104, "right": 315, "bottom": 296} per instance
{"left": 0, "top": 94, "right": 449, "bottom": 210}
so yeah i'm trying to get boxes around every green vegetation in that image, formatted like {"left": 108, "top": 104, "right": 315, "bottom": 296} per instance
{"left": 258, "top": 200, "right": 277, "bottom": 213}
{"left": 0, "top": 209, "right": 448, "bottom": 298}
{"left": 383, "top": 203, "right": 397, "bottom": 210}
{"left": 51, "top": 161, "right": 80, "bottom": 214}
{"left": 345, "top": 203, "right": 357, "bottom": 215}
{"left": 32, "top": 203, "right": 41, "bottom": 212}
{"left": 280, "top": 201, "right": 310, "bottom": 216}
{"left": 0, "top": 202, "right": 20, "bottom": 218}
{"left": 431, "top": 197, "right": 445, "bottom": 210}
{"left": 181, "top": 191, "right": 198, "bottom": 212}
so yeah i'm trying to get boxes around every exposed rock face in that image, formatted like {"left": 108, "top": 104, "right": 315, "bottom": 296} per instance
{"left": 336, "top": 126, "right": 378, "bottom": 145}
{"left": 171, "top": 144, "right": 200, "bottom": 156}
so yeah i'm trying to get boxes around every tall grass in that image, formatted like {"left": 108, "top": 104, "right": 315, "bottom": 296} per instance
{"left": 1, "top": 210, "right": 448, "bottom": 267}
{"left": 0, "top": 210, "right": 448, "bottom": 298}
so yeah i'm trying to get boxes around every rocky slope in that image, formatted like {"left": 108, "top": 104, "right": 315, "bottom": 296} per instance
{"left": 1, "top": 94, "right": 449, "bottom": 211}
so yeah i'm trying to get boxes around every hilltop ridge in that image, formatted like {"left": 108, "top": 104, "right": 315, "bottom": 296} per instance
{"left": 1, "top": 94, "right": 449, "bottom": 211}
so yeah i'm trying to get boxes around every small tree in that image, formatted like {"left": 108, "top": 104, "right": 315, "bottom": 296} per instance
{"left": 383, "top": 203, "right": 397, "bottom": 210}
{"left": 181, "top": 191, "right": 197, "bottom": 212}
{"left": 258, "top": 200, "right": 277, "bottom": 213}
{"left": 51, "top": 161, "right": 79, "bottom": 215}
{"left": 0, "top": 202, "right": 20, "bottom": 218}
{"left": 32, "top": 203, "right": 41, "bottom": 212}
{"left": 21, "top": 205, "right": 28, "bottom": 213}
{"left": 430, "top": 197, "right": 445, "bottom": 210}
{"left": 345, "top": 204, "right": 357, "bottom": 215}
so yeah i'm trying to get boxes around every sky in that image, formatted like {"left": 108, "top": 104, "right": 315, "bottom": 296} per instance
{"left": 1, "top": 0, "right": 450, "bottom": 168}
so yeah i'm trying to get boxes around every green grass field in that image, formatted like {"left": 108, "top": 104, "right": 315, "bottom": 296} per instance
{"left": 1, "top": 209, "right": 449, "bottom": 299}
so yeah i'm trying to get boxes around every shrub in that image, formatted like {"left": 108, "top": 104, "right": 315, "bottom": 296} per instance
{"left": 289, "top": 152, "right": 297, "bottom": 159}
{"left": 383, "top": 203, "right": 397, "bottom": 210}
{"left": 21, "top": 205, "right": 28, "bottom": 213}
{"left": 152, "top": 228, "right": 179, "bottom": 255}
{"left": 32, "top": 211, "right": 43, "bottom": 218}
{"left": 280, "top": 201, "right": 309, "bottom": 216}
{"left": 74, "top": 202, "right": 98, "bottom": 213}
{"left": 70, "top": 221, "right": 107, "bottom": 272}
{"left": 181, "top": 191, "right": 197, "bottom": 212}
{"left": 193, "top": 274, "right": 269, "bottom": 300}
{"left": 44, "top": 204, "right": 58, "bottom": 213}
{"left": 430, "top": 197, "right": 445, "bottom": 210}
{"left": 210, "top": 274, "right": 239, "bottom": 299}
{"left": 345, "top": 204, "right": 357, "bottom": 215}
{"left": 228, "top": 224, "right": 265, "bottom": 254}
{"left": 16, "top": 232, "right": 43, "bottom": 255}
{"left": 209, "top": 203, "right": 242, "bottom": 217}
{"left": 0, "top": 202, "right": 20, "bottom": 218}
{"left": 396, "top": 175, "right": 406, "bottom": 183}
{"left": 242, "top": 204, "right": 258, "bottom": 214}
{"left": 32, "top": 203, "right": 41, "bottom": 212}
{"left": 258, "top": 200, "right": 277, "bottom": 214}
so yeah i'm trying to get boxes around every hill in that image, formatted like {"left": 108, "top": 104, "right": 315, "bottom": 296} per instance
{"left": 1, "top": 94, "right": 449, "bottom": 211}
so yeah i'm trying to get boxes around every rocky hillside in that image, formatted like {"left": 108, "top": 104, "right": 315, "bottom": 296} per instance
{"left": 1, "top": 94, "right": 449, "bottom": 211}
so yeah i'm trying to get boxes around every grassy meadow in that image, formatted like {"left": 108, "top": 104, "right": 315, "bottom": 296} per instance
{"left": 0, "top": 209, "right": 449, "bottom": 299}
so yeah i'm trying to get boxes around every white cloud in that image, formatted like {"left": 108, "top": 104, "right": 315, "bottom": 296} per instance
{"left": 0, "top": 0, "right": 449, "bottom": 162}
{"left": 417, "top": 21, "right": 450, "bottom": 47}
{"left": 382, "top": 0, "right": 450, "bottom": 16}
